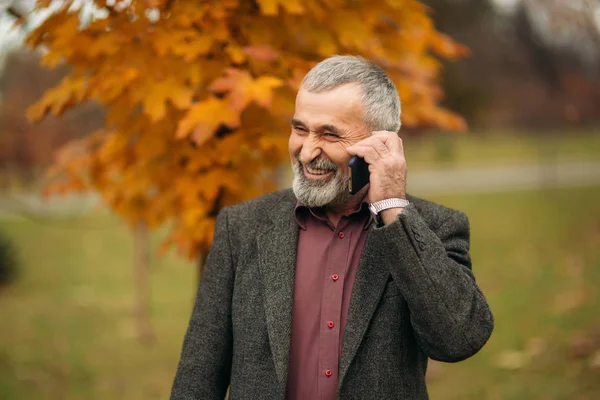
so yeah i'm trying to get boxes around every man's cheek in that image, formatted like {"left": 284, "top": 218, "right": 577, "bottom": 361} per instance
{"left": 288, "top": 141, "right": 301, "bottom": 160}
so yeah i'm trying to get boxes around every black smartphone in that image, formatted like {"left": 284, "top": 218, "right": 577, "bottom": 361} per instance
{"left": 348, "top": 155, "right": 370, "bottom": 194}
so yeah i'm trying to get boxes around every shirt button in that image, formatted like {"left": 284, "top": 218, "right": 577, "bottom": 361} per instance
{"left": 325, "top": 369, "right": 332, "bottom": 377}
{"left": 327, "top": 320, "right": 334, "bottom": 328}
{"left": 338, "top": 231, "right": 345, "bottom": 238}
{"left": 332, "top": 274, "right": 339, "bottom": 281}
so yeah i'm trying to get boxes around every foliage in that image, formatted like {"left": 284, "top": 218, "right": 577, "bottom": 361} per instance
{"left": 23, "top": 0, "right": 469, "bottom": 260}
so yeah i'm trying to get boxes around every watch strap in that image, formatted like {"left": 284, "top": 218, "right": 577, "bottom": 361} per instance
{"left": 368, "top": 198, "right": 410, "bottom": 215}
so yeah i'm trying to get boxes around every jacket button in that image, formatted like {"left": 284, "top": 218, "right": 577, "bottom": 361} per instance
{"left": 332, "top": 274, "right": 339, "bottom": 281}
{"left": 325, "top": 369, "right": 332, "bottom": 377}
{"left": 327, "top": 321, "right": 334, "bottom": 328}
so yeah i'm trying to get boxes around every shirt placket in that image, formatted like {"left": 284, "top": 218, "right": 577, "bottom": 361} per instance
{"left": 318, "top": 219, "right": 351, "bottom": 400}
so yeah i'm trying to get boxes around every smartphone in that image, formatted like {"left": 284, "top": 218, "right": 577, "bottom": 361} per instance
{"left": 348, "top": 155, "right": 370, "bottom": 194}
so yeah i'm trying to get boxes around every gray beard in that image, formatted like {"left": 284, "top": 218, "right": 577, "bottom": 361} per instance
{"left": 291, "top": 160, "right": 350, "bottom": 208}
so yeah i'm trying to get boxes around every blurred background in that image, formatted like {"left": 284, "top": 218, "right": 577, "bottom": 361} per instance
{"left": 0, "top": 0, "right": 599, "bottom": 399}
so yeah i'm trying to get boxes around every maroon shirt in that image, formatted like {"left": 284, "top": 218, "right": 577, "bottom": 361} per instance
{"left": 286, "top": 201, "right": 372, "bottom": 400}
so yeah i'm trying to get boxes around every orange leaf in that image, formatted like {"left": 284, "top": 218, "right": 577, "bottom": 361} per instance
{"left": 26, "top": 76, "right": 87, "bottom": 121}
{"left": 226, "top": 44, "right": 247, "bottom": 64}
{"left": 176, "top": 98, "right": 241, "bottom": 146}
{"left": 210, "top": 68, "right": 283, "bottom": 111}
{"left": 243, "top": 44, "right": 280, "bottom": 62}
{"left": 142, "top": 78, "right": 194, "bottom": 121}
{"left": 256, "top": 0, "right": 304, "bottom": 15}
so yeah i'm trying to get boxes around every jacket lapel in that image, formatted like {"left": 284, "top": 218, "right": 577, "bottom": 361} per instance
{"left": 338, "top": 231, "right": 390, "bottom": 389}
{"left": 257, "top": 191, "right": 299, "bottom": 394}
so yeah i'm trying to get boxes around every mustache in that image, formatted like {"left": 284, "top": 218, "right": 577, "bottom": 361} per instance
{"left": 297, "top": 155, "right": 338, "bottom": 171}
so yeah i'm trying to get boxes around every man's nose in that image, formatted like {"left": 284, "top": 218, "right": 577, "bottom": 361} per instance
{"left": 299, "top": 138, "right": 322, "bottom": 164}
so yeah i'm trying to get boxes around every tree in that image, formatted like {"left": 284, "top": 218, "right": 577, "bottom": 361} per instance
{"left": 22, "top": 0, "right": 468, "bottom": 341}
{"left": 24, "top": 0, "right": 467, "bottom": 258}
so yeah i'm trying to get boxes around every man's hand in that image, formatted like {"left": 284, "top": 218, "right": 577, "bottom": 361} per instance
{"left": 346, "top": 131, "right": 407, "bottom": 203}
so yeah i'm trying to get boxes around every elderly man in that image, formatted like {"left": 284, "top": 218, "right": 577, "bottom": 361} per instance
{"left": 170, "top": 55, "right": 494, "bottom": 400}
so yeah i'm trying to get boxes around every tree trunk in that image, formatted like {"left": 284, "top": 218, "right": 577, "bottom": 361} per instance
{"left": 133, "top": 221, "right": 155, "bottom": 345}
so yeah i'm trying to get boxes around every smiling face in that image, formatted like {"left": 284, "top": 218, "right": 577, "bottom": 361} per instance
{"left": 289, "top": 83, "right": 370, "bottom": 208}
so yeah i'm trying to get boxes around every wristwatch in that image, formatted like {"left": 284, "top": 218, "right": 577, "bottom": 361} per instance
{"left": 369, "top": 198, "right": 410, "bottom": 224}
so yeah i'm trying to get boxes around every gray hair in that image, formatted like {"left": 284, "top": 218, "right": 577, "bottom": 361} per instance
{"left": 301, "top": 55, "right": 401, "bottom": 132}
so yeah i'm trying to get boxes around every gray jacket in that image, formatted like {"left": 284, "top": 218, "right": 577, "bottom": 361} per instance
{"left": 170, "top": 189, "right": 494, "bottom": 399}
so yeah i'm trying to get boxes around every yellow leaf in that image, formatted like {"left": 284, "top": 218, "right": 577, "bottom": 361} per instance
{"left": 226, "top": 44, "right": 247, "bottom": 64}
{"left": 142, "top": 78, "right": 194, "bottom": 121}
{"left": 26, "top": 76, "right": 87, "bottom": 121}
{"left": 256, "top": 0, "right": 304, "bottom": 15}
{"left": 210, "top": 68, "right": 283, "bottom": 111}
{"left": 243, "top": 44, "right": 280, "bottom": 62}
{"left": 176, "top": 98, "right": 241, "bottom": 146}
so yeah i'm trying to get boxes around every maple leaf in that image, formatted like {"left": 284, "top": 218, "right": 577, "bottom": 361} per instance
{"left": 141, "top": 77, "right": 193, "bottom": 122}
{"left": 27, "top": 76, "right": 87, "bottom": 121}
{"left": 243, "top": 44, "right": 280, "bottom": 62}
{"left": 210, "top": 68, "right": 283, "bottom": 112}
{"left": 176, "top": 98, "right": 241, "bottom": 146}
{"left": 256, "top": 0, "right": 305, "bottom": 15}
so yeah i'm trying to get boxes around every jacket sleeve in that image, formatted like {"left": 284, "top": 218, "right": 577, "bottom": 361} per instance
{"left": 371, "top": 204, "right": 494, "bottom": 362}
{"left": 170, "top": 207, "right": 234, "bottom": 399}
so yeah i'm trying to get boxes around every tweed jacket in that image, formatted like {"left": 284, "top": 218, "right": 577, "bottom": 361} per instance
{"left": 170, "top": 189, "right": 494, "bottom": 400}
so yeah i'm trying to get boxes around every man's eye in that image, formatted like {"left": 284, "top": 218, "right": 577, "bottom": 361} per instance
{"left": 324, "top": 133, "right": 339, "bottom": 138}
{"left": 294, "top": 126, "right": 307, "bottom": 132}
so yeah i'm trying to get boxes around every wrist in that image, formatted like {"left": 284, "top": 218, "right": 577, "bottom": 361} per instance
{"left": 369, "top": 198, "right": 409, "bottom": 225}
{"left": 380, "top": 207, "right": 405, "bottom": 225}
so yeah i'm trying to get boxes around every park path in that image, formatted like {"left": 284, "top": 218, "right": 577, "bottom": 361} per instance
{"left": 1, "top": 160, "right": 599, "bottom": 217}
{"left": 407, "top": 160, "right": 600, "bottom": 195}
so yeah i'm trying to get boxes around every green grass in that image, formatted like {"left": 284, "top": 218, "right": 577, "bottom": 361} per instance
{"left": 424, "top": 186, "right": 600, "bottom": 400}
{"left": 404, "top": 130, "right": 600, "bottom": 170}
{"left": 1, "top": 186, "right": 599, "bottom": 399}
{"left": 0, "top": 214, "right": 195, "bottom": 400}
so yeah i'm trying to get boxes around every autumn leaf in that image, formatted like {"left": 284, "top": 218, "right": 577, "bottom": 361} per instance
{"left": 243, "top": 44, "right": 280, "bottom": 62}
{"left": 176, "top": 98, "right": 241, "bottom": 145}
{"left": 210, "top": 68, "right": 283, "bottom": 111}
{"left": 142, "top": 78, "right": 194, "bottom": 122}
{"left": 256, "top": 0, "right": 305, "bottom": 15}
{"left": 27, "top": 75, "right": 87, "bottom": 121}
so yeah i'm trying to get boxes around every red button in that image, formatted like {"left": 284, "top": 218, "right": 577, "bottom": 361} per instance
{"left": 327, "top": 321, "right": 334, "bottom": 328}
{"left": 338, "top": 232, "right": 345, "bottom": 238}
{"left": 325, "top": 369, "right": 332, "bottom": 377}
{"left": 332, "top": 274, "right": 339, "bottom": 281}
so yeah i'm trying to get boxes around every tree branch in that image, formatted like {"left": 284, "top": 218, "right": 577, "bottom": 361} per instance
{"left": 6, "top": 6, "right": 23, "bottom": 19}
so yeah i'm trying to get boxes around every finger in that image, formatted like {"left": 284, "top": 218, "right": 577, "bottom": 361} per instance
{"left": 351, "top": 136, "right": 389, "bottom": 158}
{"left": 372, "top": 130, "right": 394, "bottom": 136}
{"left": 377, "top": 132, "right": 403, "bottom": 155}
{"left": 346, "top": 145, "right": 380, "bottom": 164}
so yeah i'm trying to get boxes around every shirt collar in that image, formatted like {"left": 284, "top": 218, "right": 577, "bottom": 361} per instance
{"left": 293, "top": 186, "right": 373, "bottom": 230}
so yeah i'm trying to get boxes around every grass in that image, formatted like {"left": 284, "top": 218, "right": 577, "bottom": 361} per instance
{"left": 423, "top": 186, "right": 600, "bottom": 400}
{"left": 0, "top": 214, "right": 194, "bottom": 400}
